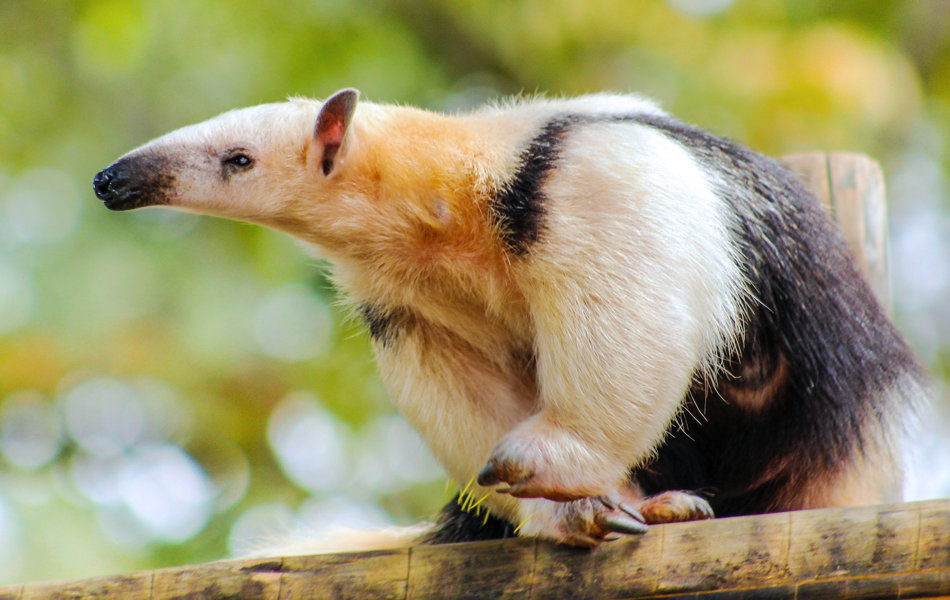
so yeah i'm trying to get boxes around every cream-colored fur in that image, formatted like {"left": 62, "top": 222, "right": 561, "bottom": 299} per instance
{"left": 106, "top": 91, "right": 748, "bottom": 543}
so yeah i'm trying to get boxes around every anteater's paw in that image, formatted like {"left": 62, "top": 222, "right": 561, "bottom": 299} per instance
{"left": 476, "top": 421, "right": 613, "bottom": 501}
{"left": 520, "top": 495, "right": 648, "bottom": 548}
{"left": 638, "top": 490, "right": 714, "bottom": 524}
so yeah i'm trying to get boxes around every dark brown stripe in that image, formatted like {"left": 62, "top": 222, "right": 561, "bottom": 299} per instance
{"left": 491, "top": 115, "right": 577, "bottom": 255}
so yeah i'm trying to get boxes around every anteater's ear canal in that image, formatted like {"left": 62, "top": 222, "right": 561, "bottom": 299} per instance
{"left": 312, "top": 88, "right": 360, "bottom": 176}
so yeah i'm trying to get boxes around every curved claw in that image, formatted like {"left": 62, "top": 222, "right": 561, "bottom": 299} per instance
{"left": 618, "top": 502, "right": 646, "bottom": 524}
{"left": 597, "top": 495, "right": 647, "bottom": 523}
{"left": 694, "top": 501, "right": 715, "bottom": 520}
{"left": 595, "top": 513, "right": 649, "bottom": 535}
{"left": 477, "top": 458, "right": 537, "bottom": 493}
{"left": 476, "top": 461, "right": 503, "bottom": 487}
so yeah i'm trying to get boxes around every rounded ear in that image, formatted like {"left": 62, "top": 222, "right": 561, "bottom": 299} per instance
{"left": 312, "top": 88, "right": 360, "bottom": 176}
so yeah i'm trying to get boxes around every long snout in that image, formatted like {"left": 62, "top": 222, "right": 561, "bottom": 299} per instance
{"left": 93, "top": 155, "right": 175, "bottom": 211}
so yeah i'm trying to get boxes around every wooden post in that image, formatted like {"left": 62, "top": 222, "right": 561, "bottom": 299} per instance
{"left": 781, "top": 152, "right": 891, "bottom": 311}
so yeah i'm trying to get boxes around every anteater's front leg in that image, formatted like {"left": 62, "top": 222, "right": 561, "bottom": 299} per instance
{"left": 475, "top": 273, "right": 705, "bottom": 507}
{"left": 375, "top": 319, "right": 651, "bottom": 545}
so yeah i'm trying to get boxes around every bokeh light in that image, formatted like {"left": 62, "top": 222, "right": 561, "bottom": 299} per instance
{"left": 267, "top": 391, "right": 349, "bottom": 494}
{"left": 0, "top": 494, "right": 24, "bottom": 582}
{"left": 118, "top": 444, "right": 214, "bottom": 542}
{"left": 354, "top": 415, "right": 444, "bottom": 494}
{"left": 668, "top": 0, "right": 734, "bottom": 17}
{"left": 0, "top": 391, "right": 60, "bottom": 471}
{"left": 253, "top": 284, "right": 335, "bottom": 362}
{"left": 0, "top": 259, "right": 34, "bottom": 334}
{"left": 0, "top": 168, "right": 81, "bottom": 248}
{"left": 60, "top": 377, "right": 147, "bottom": 458}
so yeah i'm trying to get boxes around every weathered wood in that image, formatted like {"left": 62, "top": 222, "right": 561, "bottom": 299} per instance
{"left": 150, "top": 556, "right": 282, "bottom": 600}
{"left": 281, "top": 550, "right": 410, "bottom": 599}
{"left": 407, "top": 537, "right": 535, "bottom": 599}
{"left": 4, "top": 500, "right": 950, "bottom": 599}
{"left": 16, "top": 572, "right": 152, "bottom": 600}
{"left": 781, "top": 152, "right": 833, "bottom": 210}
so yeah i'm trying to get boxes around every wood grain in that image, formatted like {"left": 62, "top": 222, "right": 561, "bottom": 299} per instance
{"left": 4, "top": 500, "right": 949, "bottom": 600}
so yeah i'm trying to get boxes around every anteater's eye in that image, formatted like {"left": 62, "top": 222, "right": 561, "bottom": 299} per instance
{"left": 223, "top": 153, "right": 253, "bottom": 169}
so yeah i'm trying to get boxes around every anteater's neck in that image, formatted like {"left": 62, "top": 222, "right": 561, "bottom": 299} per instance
{"left": 319, "top": 106, "right": 531, "bottom": 342}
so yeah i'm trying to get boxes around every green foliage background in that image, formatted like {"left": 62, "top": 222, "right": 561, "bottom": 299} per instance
{"left": 1, "top": 0, "right": 948, "bottom": 584}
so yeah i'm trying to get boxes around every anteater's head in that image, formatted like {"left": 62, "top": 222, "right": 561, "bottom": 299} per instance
{"left": 93, "top": 89, "right": 362, "bottom": 241}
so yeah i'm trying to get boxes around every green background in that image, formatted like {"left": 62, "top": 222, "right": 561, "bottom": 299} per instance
{"left": 1, "top": 0, "right": 948, "bottom": 584}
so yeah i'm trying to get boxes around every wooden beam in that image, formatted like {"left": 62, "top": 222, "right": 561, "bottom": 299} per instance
{"left": 3, "top": 500, "right": 949, "bottom": 599}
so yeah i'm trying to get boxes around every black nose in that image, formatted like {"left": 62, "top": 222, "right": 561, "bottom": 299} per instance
{"left": 93, "top": 167, "right": 116, "bottom": 200}
{"left": 93, "top": 156, "right": 167, "bottom": 211}
{"left": 93, "top": 163, "right": 140, "bottom": 210}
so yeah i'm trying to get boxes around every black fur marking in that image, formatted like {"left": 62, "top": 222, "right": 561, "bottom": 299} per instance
{"left": 623, "top": 113, "right": 921, "bottom": 514}
{"left": 491, "top": 116, "right": 576, "bottom": 255}
{"left": 358, "top": 304, "right": 403, "bottom": 348}
{"left": 420, "top": 493, "right": 516, "bottom": 544}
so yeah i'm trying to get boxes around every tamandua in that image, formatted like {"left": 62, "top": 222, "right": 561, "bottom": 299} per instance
{"left": 94, "top": 89, "right": 923, "bottom": 547}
